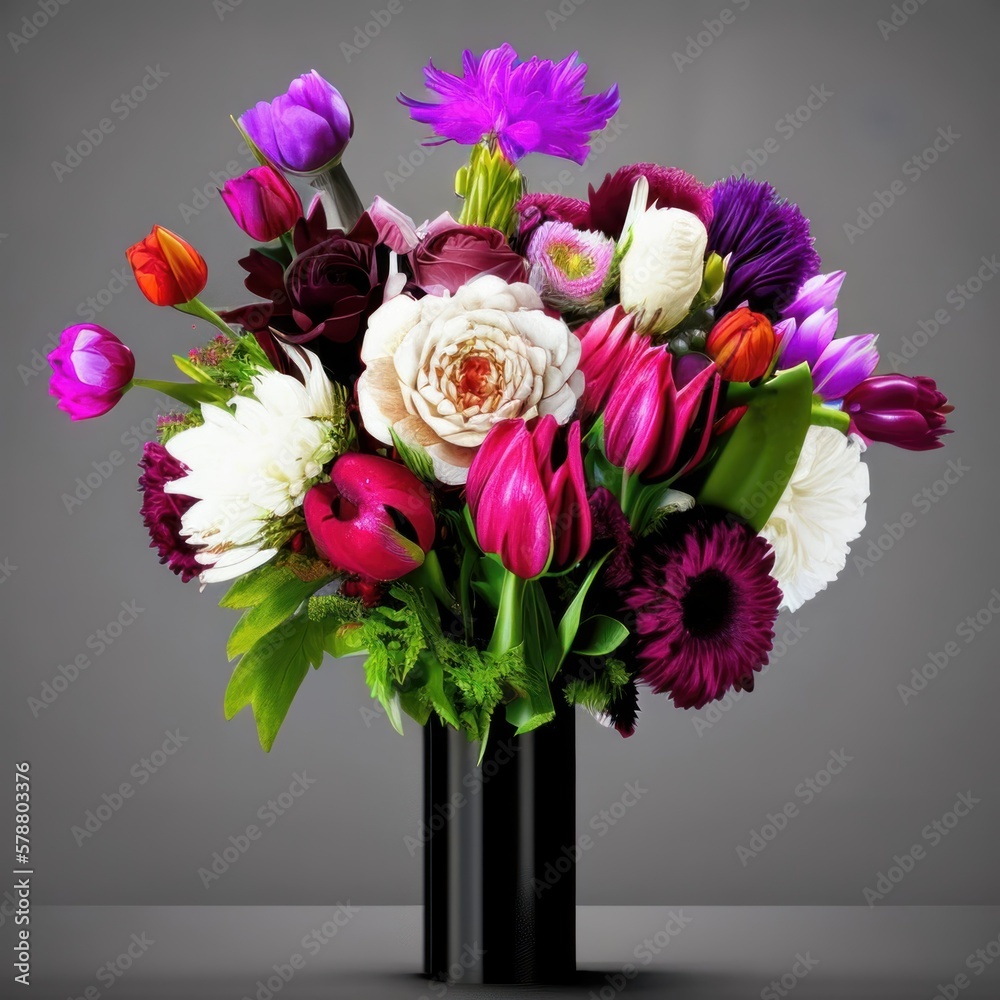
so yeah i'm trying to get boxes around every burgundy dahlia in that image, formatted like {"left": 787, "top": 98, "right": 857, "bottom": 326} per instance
{"left": 708, "top": 176, "right": 821, "bottom": 316}
{"left": 138, "top": 442, "right": 205, "bottom": 583}
{"left": 627, "top": 513, "right": 781, "bottom": 709}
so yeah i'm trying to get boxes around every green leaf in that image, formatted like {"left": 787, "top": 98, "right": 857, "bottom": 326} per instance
{"left": 172, "top": 354, "right": 219, "bottom": 385}
{"left": 226, "top": 570, "right": 331, "bottom": 660}
{"left": 504, "top": 642, "right": 556, "bottom": 735}
{"left": 550, "top": 551, "right": 613, "bottom": 678}
{"left": 224, "top": 614, "right": 325, "bottom": 751}
{"left": 389, "top": 427, "right": 435, "bottom": 483}
{"left": 419, "top": 654, "right": 461, "bottom": 730}
{"left": 631, "top": 484, "right": 695, "bottom": 537}
{"left": 572, "top": 615, "right": 630, "bottom": 657}
{"left": 130, "top": 377, "right": 231, "bottom": 409}
{"left": 697, "top": 363, "right": 814, "bottom": 530}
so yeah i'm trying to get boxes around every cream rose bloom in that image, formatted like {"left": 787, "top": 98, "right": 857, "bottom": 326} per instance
{"left": 357, "top": 274, "right": 584, "bottom": 484}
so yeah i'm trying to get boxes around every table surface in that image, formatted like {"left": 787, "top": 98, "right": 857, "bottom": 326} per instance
{"left": 26, "top": 905, "right": 1000, "bottom": 998}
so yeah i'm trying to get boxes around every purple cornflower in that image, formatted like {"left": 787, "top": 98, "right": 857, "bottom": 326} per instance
{"left": 398, "top": 44, "right": 620, "bottom": 164}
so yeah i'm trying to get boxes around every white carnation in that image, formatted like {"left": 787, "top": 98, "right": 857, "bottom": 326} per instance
{"left": 760, "top": 426, "right": 870, "bottom": 612}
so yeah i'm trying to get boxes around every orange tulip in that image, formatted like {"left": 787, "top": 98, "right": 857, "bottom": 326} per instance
{"left": 706, "top": 307, "right": 776, "bottom": 382}
{"left": 126, "top": 225, "right": 208, "bottom": 306}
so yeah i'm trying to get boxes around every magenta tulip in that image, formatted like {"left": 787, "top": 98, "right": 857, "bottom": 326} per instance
{"left": 304, "top": 454, "right": 436, "bottom": 581}
{"left": 842, "top": 374, "right": 952, "bottom": 450}
{"left": 604, "top": 348, "right": 720, "bottom": 480}
{"left": 467, "top": 416, "right": 591, "bottom": 579}
{"left": 48, "top": 323, "right": 135, "bottom": 420}
{"left": 220, "top": 165, "right": 302, "bottom": 242}
{"left": 576, "top": 305, "right": 641, "bottom": 418}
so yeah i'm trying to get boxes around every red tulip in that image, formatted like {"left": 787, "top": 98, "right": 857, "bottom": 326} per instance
{"left": 126, "top": 225, "right": 208, "bottom": 306}
{"left": 220, "top": 165, "right": 302, "bottom": 242}
{"left": 467, "top": 417, "right": 591, "bottom": 579}
{"left": 706, "top": 307, "right": 776, "bottom": 382}
{"left": 842, "top": 374, "right": 952, "bottom": 450}
{"left": 604, "top": 348, "right": 720, "bottom": 480}
{"left": 304, "top": 454, "right": 436, "bottom": 581}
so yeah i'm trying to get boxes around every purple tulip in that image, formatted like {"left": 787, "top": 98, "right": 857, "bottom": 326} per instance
{"left": 782, "top": 270, "right": 846, "bottom": 326}
{"left": 48, "top": 324, "right": 135, "bottom": 420}
{"left": 604, "top": 347, "right": 719, "bottom": 480}
{"left": 467, "top": 417, "right": 591, "bottom": 579}
{"left": 220, "top": 165, "right": 302, "bottom": 242}
{"left": 811, "top": 334, "right": 879, "bottom": 400}
{"left": 240, "top": 70, "right": 353, "bottom": 175}
{"left": 843, "top": 374, "right": 952, "bottom": 450}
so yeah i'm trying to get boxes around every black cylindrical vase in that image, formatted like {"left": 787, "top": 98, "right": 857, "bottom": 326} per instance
{"left": 423, "top": 697, "right": 576, "bottom": 985}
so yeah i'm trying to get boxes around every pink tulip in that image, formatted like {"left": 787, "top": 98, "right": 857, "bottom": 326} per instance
{"left": 604, "top": 348, "right": 720, "bottom": 480}
{"left": 220, "top": 165, "right": 302, "bottom": 242}
{"left": 576, "top": 304, "right": 642, "bottom": 418}
{"left": 304, "top": 454, "right": 436, "bottom": 581}
{"left": 48, "top": 323, "right": 135, "bottom": 420}
{"left": 467, "top": 417, "right": 591, "bottom": 579}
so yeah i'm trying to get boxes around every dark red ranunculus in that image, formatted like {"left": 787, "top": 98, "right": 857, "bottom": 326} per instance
{"left": 410, "top": 213, "right": 527, "bottom": 295}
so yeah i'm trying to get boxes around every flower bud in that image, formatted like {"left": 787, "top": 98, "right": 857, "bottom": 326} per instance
{"left": 48, "top": 323, "right": 135, "bottom": 420}
{"left": 619, "top": 206, "right": 707, "bottom": 335}
{"left": 706, "top": 307, "right": 776, "bottom": 382}
{"left": 304, "top": 454, "right": 435, "bottom": 581}
{"left": 126, "top": 225, "right": 208, "bottom": 306}
{"left": 239, "top": 70, "right": 353, "bottom": 176}
{"left": 220, "top": 165, "right": 302, "bottom": 242}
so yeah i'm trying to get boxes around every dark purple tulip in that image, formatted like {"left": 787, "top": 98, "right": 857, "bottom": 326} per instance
{"left": 48, "top": 324, "right": 135, "bottom": 420}
{"left": 240, "top": 70, "right": 353, "bottom": 175}
{"left": 842, "top": 374, "right": 953, "bottom": 450}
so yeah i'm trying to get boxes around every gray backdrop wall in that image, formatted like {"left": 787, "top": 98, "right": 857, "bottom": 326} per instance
{"left": 2, "top": 0, "right": 996, "bottom": 906}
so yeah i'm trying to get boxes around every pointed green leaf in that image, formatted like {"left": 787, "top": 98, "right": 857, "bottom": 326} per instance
{"left": 572, "top": 615, "right": 630, "bottom": 657}
{"left": 697, "top": 363, "right": 814, "bottom": 530}
{"left": 172, "top": 354, "right": 218, "bottom": 385}
{"left": 550, "top": 551, "right": 613, "bottom": 678}
{"left": 224, "top": 614, "right": 325, "bottom": 752}
{"left": 389, "top": 427, "right": 436, "bottom": 484}
{"left": 226, "top": 571, "right": 331, "bottom": 660}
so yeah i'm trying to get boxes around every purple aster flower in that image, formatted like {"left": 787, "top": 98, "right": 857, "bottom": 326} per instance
{"left": 398, "top": 44, "right": 620, "bottom": 164}
{"left": 527, "top": 221, "right": 614, "bottom": 304}
{"left": 707, "top": 176, "right": 821, "bottom": 315}
{"left": 626, "top": 513, "right": 781, "bottom": 710}
{"left": 138, "top": 442, "right": 207, "bottom": 583}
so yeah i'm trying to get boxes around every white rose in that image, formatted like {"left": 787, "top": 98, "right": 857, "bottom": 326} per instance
{"left": 619, "top": 206, "right": 707, "bottom": 335}
{"left": 357, "top": 274, "right": 584, "bottom": 484}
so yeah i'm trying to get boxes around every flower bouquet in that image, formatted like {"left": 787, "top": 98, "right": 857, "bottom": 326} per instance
{"left": 50, "top": 43, "right": 952, "bottom": 983}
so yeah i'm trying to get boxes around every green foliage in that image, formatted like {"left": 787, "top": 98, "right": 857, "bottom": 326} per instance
{"left": 223, "top": 612, "right": 326, "bottom": 752}
{"left": 564, "top": 657, "right": 630, "bottom": 717}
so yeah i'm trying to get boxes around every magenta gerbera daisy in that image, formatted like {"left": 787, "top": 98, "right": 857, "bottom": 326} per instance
{"left": 398, "top": 43, "right": 620, "bottom": 164}
{"left": 626, "top": 514, "right": 781, "bottom": 710}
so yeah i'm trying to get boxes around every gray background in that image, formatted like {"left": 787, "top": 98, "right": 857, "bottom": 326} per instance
{"left": 1, "top": 0, "right": 996, "bottom": 908}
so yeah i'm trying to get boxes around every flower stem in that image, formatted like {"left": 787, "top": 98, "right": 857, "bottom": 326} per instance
{"left": 279, "top": 231, "right": 296, "bottom": 257}
{"left": 487, "top": 568, "right": 525, "bottom": 656}
{"left": 310, "top": 162, "right": 364, "bottom": 232}
{"left": 811, "top": 402, "right": 851, "bottom": 433}
{"left": 175, "top": 298, "right": 237, "bottom": 340}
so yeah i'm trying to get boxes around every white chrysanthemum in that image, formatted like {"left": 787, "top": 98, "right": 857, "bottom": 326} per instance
{"left": 165, "top": 345, "right": 346, "bottom": 584}
{"left": 759, "top": 426, "right": 869, "bottom": 612}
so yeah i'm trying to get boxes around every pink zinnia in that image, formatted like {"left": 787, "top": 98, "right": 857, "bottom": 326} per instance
{"left": 627, "top": 514, "right": 781, "bottom": 709}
